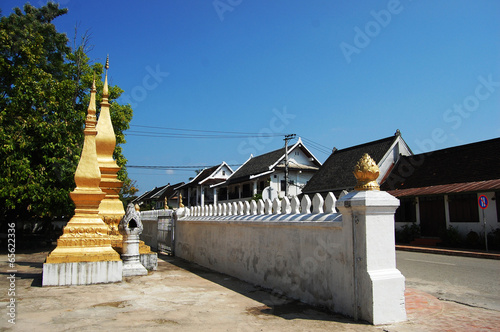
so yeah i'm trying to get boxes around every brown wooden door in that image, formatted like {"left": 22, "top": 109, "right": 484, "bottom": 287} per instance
{"left": 419, "top": 196, "right": 446, "bottom": 237}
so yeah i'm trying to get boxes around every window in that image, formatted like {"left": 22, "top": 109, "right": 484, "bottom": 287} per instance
{"left": 280, "top": 180, "right": 286, "bottom": 191}
{"left": 242, "top": 184, "right": 251, "bottom": 198}
{"left": 395, "top": 197, "right": 416, "bottom": 223}
{"left": 448, "top": 193, "right": 479, "bottom": 223}
{"left": 222, "top": 170, "right": 226, "bottom": 176}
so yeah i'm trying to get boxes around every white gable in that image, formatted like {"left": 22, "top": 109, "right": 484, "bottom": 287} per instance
{"left": 288, "top": 146, "right": 317, "bottom": 167}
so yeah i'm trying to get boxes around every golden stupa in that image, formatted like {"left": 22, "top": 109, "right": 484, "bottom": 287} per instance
{"left": 45, "top": 77, "right": 121, "bottom": 263}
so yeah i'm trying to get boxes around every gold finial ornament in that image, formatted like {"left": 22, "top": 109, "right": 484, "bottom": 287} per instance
{"left": 103, "top": 55, "right": 109, "bottom": 98}
{"left": 45, "top": 78, "right": 120, "bottom": 264}
{"left": 353, "top": 153, "right": 380, "bottom": 191}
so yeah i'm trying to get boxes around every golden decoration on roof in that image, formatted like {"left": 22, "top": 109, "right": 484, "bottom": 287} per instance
{"left": 353, "top": 153, "right": 380, "bottom": 191}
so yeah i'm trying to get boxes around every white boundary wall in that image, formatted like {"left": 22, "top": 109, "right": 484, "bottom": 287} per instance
{"left": 174, "top": 191, "right": 406, "bottom": 325}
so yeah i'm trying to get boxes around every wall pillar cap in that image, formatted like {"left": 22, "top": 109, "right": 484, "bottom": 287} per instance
{"left": 338, "top": 189, "right": 399, "bottom": 209}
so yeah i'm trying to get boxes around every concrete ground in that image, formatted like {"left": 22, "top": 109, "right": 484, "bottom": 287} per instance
{"left": 1, "top": 250, "right": 499, "bottom": 331}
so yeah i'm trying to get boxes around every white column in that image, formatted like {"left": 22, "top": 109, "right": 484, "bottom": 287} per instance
{"left": 213, "top": 187, "right": 218, "bottom": 206}
{"left": 337, "top": 190, "right": 406, "bottom": 325}
{"left": 200, "top": 186, "right": 205, "bottom": 207}
{"left": 253, "top": 180, "right": 258, "bottom": 196}
{"left": 196, "top": 187, "right": 199, "bottom": 206}
{"left": 444, "top": 194, "right": 450, "bottom": 228}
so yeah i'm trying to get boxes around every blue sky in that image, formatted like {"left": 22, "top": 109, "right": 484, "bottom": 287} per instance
{"left": 2, "top": 0, "right": 499, "bottom": 194}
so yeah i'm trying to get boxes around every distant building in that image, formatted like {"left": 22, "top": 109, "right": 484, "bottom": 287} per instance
{"left": 302, "top": 130, "right": 412, "bottom": 197}
{"left": 175, "top": 162, "right": 234, "bottom": 207}
{"left": 133, "top": 182, "right": 184, "bottom": 209}
{"left": 381, "top": 137, "right": 500, "bottom": 238}
{"left": 213, "top": 137, "right": 322, "bottom": 203}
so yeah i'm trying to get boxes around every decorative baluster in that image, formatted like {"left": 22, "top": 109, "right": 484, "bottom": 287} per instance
{"left": 250, "top": 200, "right": 258, "bottom": 215}
{"left": 264, "top": 199, "right": 273, "bottom": 214}
{"left": 257, "top": 200, "right": 265, "bottom": 215}
{"left": 281, "top": 196, "right": 291, "bottom": 214}
{"left": 312, "top": 193, "right": 324, "bottom": 214}
{"left": 232, "top": 202, "right": 238, "bottom": 216}
{"left": 222, "top": 203, "right": 228, "bottom": 216}
{"left": 290, "top": 196, "right": 300, "bottom": 214}
{"left": 227, "top": 203, "right": 232, "bottom": 215}
{"left": 272, "top": 198, "right": 281, "bottom": 214}
{"left": 237, "top": 201, "right": 244, "bottom": 215}
{"left": 325, "top": 192, "right": 337, "bottom": 213}
{"left": 243, "top": 201, "right": 251, "bottom": 215}
{"left": 301, "top": 195, "right": 311, "bottom": 214}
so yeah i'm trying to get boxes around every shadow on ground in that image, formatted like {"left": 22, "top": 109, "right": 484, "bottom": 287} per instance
{"left": 157, "top": 252, "right": 365, "bottom": 325}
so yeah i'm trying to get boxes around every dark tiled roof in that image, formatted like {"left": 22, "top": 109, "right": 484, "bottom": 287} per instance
{"left": 151, "top": 182, "right": 185, "bottom": 199}
{"left": 139, "top": 185, "right": 168, "bottom": 201}
{"left": 176, "top": 165, "right": 220, "bottom": 189}
{"left": 381, "top": 137, "right": 500, "bottom": 193}
{"left": 302, "top": 135, "right": 397, "bottom": 194}
{"left": 225, "top": 147, "right": 287, "bottom": 185}
{"left": 387, "top": 180, "right": 500, "bottom": 197}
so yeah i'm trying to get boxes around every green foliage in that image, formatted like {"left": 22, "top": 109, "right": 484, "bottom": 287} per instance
{"left": 464, "top": 230, "right": 482, "bottom": 249}
{"left": 249, "top": 193, "right": 263, "bottom": 202}
{"left": 0, "top": 2, "right": 135, "bottom": 223}
{"left": 439, "top": 226, "right": 464, "bottom": 248}
{"left": 487, "top": 228, "right": 500, "bottom": 251}
{"left": 395, "top": 223, "right": 420, "bottom": 244}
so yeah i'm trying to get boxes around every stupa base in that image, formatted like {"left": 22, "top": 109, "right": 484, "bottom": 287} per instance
{"left": 140, "top": 252, "right": 158, "bottom": 271}
{"left": 42, "top": 260, "right": 122, "bottom": 286}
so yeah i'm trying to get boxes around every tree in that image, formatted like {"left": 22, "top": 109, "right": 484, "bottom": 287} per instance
{"left": 0, "top": 2, "right": 136, "bottom": 225}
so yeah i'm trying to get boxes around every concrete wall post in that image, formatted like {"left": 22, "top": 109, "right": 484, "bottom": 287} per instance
{"left": 338, "top": 190, "right": 406, "bottom": 325}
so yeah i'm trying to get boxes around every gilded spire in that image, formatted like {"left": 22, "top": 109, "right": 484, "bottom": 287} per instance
{"left": 73, "top": 76, "right": 99, "bottom": 189}
{"left": 103, "top": 55, "right": 109, "bottom": 99}
{"left": 95, "top": 54, "right": 130, "bottom": 253}
{"left": 353, "top": 153, "right": 380, "bottom": 191}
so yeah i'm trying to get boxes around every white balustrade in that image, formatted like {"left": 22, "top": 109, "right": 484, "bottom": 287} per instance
{"left": 301, "top": 195, "right": 312, "bottom": 214}
{"left": 312, "top": 193, "right": 324, "bottom": 214}
{"left": 281, "top": 197, "right": 291, "bottom": 214}
{"left": 272, "top": 198, "right": 281, "bottom": 214}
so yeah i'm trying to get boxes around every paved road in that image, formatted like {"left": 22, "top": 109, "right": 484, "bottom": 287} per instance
{"left": 396, "top": 251, "right": 500, "bottom": 311}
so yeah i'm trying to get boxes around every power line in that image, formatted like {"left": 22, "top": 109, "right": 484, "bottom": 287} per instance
{"left": 300, "top": 137, "right": 333, "bottom": 156}
{"left": 126, "top": 131, "right": 281, "bottom": 139}
{"left": 131, "top": 124, "right": 284, "bottom": 136}
{"left": 127, "top": 164, "right": 242, "bottom": 170}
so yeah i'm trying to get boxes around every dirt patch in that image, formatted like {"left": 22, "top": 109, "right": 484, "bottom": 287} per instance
{"left": 246, "top": 305, "right": 272, "bottom": 316}
{"left": 92, "top": 301, "right": 129, "bottom": 308}
{"left": 152, "top": 319, "right": 179, "bottom": 325}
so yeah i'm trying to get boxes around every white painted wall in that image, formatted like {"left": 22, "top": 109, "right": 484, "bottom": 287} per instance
{"left": 377, "top": 137, "right": 412, "bottom": 184}
{"left": 212, "top": 164, "right": 232, "bottom": 179}
{"left": 447, "top": 192, "right": 498, "bottom": 236}
{"left": 288, "top": 147, "right": 316, "bottom": 167}
{"left": 174, "top": 191, "right": 406, "bottom": 325}
{"left": 395, "top": 191, "right": 499, "bottom": 239}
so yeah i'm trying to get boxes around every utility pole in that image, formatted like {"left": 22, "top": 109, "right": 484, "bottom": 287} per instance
{"left": 283, "top": 134, "right": 296, "bottom": 197}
